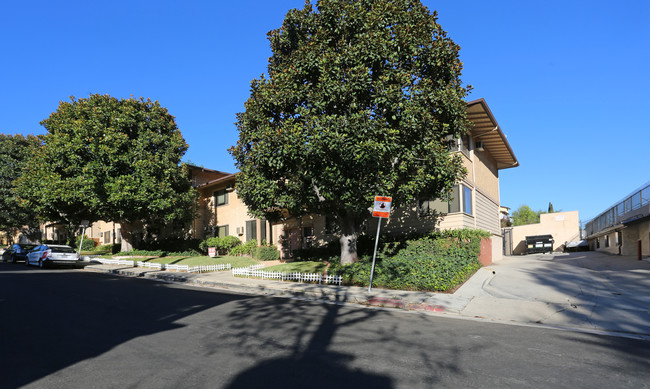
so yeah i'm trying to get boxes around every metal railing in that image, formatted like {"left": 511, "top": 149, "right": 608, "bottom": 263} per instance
{"left": 585, "top": 182, "right": 650, "bottom": 236}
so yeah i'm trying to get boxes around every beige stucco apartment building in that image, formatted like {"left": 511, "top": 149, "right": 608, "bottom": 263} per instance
{"left": 191, "top": 168, "right": 272, "bottom": 245}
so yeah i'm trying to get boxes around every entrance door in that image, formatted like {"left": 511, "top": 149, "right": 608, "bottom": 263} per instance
{"left": 289, "top": 229, "right": 301, "bottom": 254}
{"left": 503, "top": 229, "right": 513, "bottom": 256}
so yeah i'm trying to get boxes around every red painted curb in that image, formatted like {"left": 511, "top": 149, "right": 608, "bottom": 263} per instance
{"left": 367, "top": 297, "right": 406, "bottom": 308}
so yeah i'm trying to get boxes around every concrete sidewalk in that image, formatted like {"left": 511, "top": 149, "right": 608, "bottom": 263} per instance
{"left": 82, "top": 251, "right": 650, "bottom": 339}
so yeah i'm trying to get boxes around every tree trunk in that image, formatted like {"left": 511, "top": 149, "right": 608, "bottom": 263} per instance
{"left": 118, "top": 221, "right": 143, "bottom": 252}
{"left": 339, "top": 215, "right": 359, "bottom": 265}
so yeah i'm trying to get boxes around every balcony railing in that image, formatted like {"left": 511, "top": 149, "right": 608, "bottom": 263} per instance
{"left": 585, "top": 182, "right": 650, "bottom": 237}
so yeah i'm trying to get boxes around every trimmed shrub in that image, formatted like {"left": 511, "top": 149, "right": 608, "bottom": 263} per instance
{"left": 75, "top": 235, "right": 96, "bottom": 251}
{"left": 199, "top": 236, "right": 242, "bottom": 254}
{"left": 255, "top": 245, "right": 280, "bottom": 261}
{"left": 329, "top": 228, "right": 490, "bottom": 292}
{"left": 95, "top": 244, "right": 120, "bottom": 254}
{"left": 229, "top": 240, "right": 257, "bottom": 256}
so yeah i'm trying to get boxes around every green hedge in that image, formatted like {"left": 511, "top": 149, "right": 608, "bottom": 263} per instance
{"left": 199, "top": 236, "right": 242, "bottom": 254}
{"left": 95, "top": 243, "right": 120, "bottom": 254}
{"left": 255, "top": 246, "right": 280, "bottom": 261}
{"left": 229, "top": 240, "right": 258, "bottom": 256}
{"left": 75, "top": 236, "right": 96, "bottom": 251}
{"left": 330, "top": 228, "right": 490, "bottom": 292}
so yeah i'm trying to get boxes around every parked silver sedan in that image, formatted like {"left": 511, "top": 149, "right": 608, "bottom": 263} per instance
{"left": 25, "top": 244, "right": 80, "bottom": 268}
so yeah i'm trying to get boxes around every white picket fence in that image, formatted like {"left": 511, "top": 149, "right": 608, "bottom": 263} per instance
{"left": 232, "top": 266, "right": 342, "bottom": 286}
{"left": 94, "top": 258, "right": 231, "bottom": 273}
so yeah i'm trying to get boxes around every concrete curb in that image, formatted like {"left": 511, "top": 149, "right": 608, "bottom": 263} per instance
{"left": 81, "top": 255, "right": 650, "bottom": 340}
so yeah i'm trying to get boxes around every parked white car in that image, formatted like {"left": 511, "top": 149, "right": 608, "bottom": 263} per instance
{"left": 25, "top": 244, "right": 80, "bottom": 268}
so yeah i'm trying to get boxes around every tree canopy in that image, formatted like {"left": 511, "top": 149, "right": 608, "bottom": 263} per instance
{"left": 0, "top": 134, "right": 42, "bottom": 239}
{"left": 230, "top": 0, "right": 470, "bottom": 264}
{"left": 16, "top": 94, "right": 196, "bottom": 241}
{"left": 511, "top": 205, "right": 541, "bottom": 226}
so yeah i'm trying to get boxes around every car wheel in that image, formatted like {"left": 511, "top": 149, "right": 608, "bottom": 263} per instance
{"left": 25, "top": 257, "right": 30, "bottom": 266}
{"left": 39, "top": 259, "right": 44, "bottom": 268}
{"left": 11, "top": 255, "right": 16, "bottom": 263}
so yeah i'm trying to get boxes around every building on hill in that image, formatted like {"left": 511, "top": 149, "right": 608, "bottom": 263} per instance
{"left": 584, "top": 182, "right": 650, "bottom": 257}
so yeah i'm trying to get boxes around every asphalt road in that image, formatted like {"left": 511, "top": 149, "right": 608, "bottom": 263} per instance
{"left": 1, "top": 262, "right": 649, "bottom": 389}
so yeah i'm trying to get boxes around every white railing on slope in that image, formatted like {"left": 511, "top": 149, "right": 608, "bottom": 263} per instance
{"left": 231, "top": 266, "right": 342, "bottom": 286}
{"left": 93, "top": 258, "right": 231, "bottom": 273}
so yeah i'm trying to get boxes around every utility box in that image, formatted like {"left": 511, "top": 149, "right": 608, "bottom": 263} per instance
{"left": 525, "top": 235, "right": 554, "bottom": 254}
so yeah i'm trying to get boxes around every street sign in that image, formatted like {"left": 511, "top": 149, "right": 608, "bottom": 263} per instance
{"left": 372, "top": 196, "right": 392, "bottom": 218}
{"left": 80, "top": 220, "right": 90, "bottom": 228}
{"left": 369, "top": 195, "right": 391, "bottom": 293}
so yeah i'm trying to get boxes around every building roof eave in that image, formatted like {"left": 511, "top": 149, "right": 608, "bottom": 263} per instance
{"left": 466, "top": 99, "right": 519, "bottom": 170}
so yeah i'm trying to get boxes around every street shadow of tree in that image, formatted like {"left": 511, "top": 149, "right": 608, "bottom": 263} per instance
{"left": 215, "top": 289, "right": 467, "bottom": 388}
{"left": 0, "top": 266, "right": 250, "bottom": 389}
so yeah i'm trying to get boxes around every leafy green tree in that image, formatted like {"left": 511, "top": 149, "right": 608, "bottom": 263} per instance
{"left": 0, "top": 134, "right": 42, "bottom": 241}
{"left": 230, "top": 0, "right": 469, "bottom": 264}
{"left": 16, "top": 94, "right": 196, "bottom": 249}
{"left": 548, "top": 202, "right": 554, "bottom": 213}
{"left": 511, "top": 205, "right": 541, "bottom": 226}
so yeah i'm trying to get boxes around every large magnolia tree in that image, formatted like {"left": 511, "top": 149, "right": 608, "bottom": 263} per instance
{"left": 230, "top": 0, "right": 470, "bottom": 264}
{"left": 0, "top": 134, "right": 42, "bottom": 240}
{"left": 17, "top": 94, "right": 196, "bottom": 249}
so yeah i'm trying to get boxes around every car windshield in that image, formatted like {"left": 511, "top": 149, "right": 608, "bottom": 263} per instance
{"left": 19, "top": 244, "right": 37, "bottom": 250}
{"left": 50, "top": 246, "right": 76, "bottom": 253}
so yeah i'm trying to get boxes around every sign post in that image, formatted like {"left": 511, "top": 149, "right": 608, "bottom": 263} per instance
{"left": 369, "top": 196, "right": 392, "bottom": 293}
{"left": 78, "top": 220, "right": 90, "bottom": 255}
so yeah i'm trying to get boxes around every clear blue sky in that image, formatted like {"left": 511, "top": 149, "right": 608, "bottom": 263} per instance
{"left": 1, "top": 0, "right": 648, "bottom": 223}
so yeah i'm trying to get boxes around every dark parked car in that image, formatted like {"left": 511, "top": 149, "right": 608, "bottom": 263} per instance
{"left": 2, "top": 243, "right": 37, "bottom": 263}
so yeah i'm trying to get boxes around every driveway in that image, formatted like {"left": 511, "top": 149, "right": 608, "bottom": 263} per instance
{"left": 455, "top": 251, "right": 650, "bottom": 336}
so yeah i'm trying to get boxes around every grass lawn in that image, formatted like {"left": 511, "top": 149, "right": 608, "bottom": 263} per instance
{"left": 111, "top": 255, "right": 259, "bottom": 268}
{"left": 263, "top": 261, "right": 328, "bottom": 274}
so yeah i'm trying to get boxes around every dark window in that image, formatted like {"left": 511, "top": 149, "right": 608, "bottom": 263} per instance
{"left": 418, "top": 198, "right": 448, "bottom": 217}
{"left": 216, "top": 225, "right": 229, "bottom": 238}
{"left": 214, "top": 189, "right": 228, "bottom": 206}
{"left": 245, "top": 220, "right": 257, "bottom": 242}
{"left": 448, "top": 185, "right": 461, "bottom": 213}
{"left": 260, "top": 219, "right": 267, "bottom": 243}
{"left": 303, "top": 227, "right": 314, "bottom": 237}
{"left": 446, "top": 134, "right": 470, "bottom": 157}
{"left": 605, "top": 235, "right": 610, "bottom": 248}
{"left": 51, "top": 246, "right": 75, "bottom": 253}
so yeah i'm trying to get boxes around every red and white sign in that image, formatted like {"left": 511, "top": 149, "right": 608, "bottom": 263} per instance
{"left": 208, "top": 247, "right": 217, "bottom": 258}
{"left": 372, "top": 196, "right": 392, "bottom": 218}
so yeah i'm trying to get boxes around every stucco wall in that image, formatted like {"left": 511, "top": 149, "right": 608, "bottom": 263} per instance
{"left": 506, "top": 211, "right": 580, "bottom": 254}
{"left": 474, "top": 150, "right": 500, "bottom": 202}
